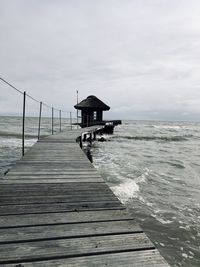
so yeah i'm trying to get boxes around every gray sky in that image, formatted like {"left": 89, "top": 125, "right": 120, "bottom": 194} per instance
{"left": 1, "top": 0, "right": 200, "bottom": 120}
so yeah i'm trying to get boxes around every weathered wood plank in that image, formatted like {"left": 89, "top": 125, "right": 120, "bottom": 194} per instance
{"left": 8, "top": 166, "right": 96, "bottom": 171}
{"left": 0, "top": 191, "right": 114, "bottom": 198}
{"left": 0, "top": 195, "right": 119, "bottom": 205}
{"left": 0, "top": 233, "right": 154, "bottom": 264}
{"left": 3, "top": 250, "right": 169, "bottom": 267}
{"left": 0, "top": 190, "right": 114, "bottom": 197}
{"left": 0, "top": 182, "right": 110, "bottom": 191}
{"left": 4, "top": 175, "right": 103, "bottom": 180}
{"left": 3, "top": 176, "right": 104, "bottom": 180}
{"left": 0, "top": 127, "right": 171, "bottom": 266}
{"left": 0, "top": 220, "right": 142, "bottom": 243}
{"left": 0, "top": 179, "right": 104, "bottom": 184}
{"left": 0, "top": 201, "right": 124, "bottom": 215}
{"left": 0, "top": 210, "right": 133, "bottom": 228}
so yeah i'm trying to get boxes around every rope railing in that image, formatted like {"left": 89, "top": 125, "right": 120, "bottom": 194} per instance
{"left": 0, "top": 77, "right": 77, "bottom": 156}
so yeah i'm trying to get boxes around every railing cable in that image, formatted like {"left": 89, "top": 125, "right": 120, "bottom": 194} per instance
{"left": 1, "top": 76, "right": 77, "bottom": 155}
{"left": 0, "top": 76, "right": 75, "bottom": 114}
{"left": 0, "top": 77, "right": 24, "bottom": 95}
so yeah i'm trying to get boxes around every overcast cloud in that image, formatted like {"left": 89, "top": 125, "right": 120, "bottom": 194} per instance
{"left": 1, "top": 0, "right": 200, "bottom": 120}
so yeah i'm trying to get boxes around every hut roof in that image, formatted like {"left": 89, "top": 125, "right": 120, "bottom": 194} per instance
{"left": 74, "top": 95, "right": 110, "bottom": 111}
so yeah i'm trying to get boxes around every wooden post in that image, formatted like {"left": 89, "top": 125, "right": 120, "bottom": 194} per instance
{"left": 83, "top": 134, "right": 87, "bottom": 142}
{"left": 52, "top": 107, "right": 54, "bottom": 135}
{"left": 79, "top": 135, "right": 83, "bottom": 149}
{"left": 59, "top": 110, "right": 62, "bottom": 132}
{"left": 38, "top": 101, "right": 42, "bottom": 140}
{"left": 93, "top": 132, "right": 96, "bottom": 141}
{"left": 22, "top": 91, "right": 26, "bottom": 156}
{"left": 89, "top": 133, "right": 92, "bottom": 144}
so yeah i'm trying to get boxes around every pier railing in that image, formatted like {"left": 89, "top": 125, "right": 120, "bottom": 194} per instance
{"left": 0, "top": 77, "right": 77, "bottom": 156}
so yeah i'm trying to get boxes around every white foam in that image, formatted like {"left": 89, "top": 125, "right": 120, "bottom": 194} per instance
{"left": 179, "top": 225, "right": 191, "bottom": 230}
{"left": 160, "top": 242, "right": 165, "bottom": 247}
{"left": 157, "top": 217, "right": 173, "bottom": 225}
{"left": 111, "top": 178, "right": 139, "bottom": 203}
{"left": 153, "top": 125, "right": 181, "bottom": 130}
{"left": 0, "top": 138, "right": 36, "bottom": 148}
{"left": 0, "top": 138, "right": 22, "bottom": 148}
{"left": 135, "top": 168, "right": 149, "bottom": 183}
{"left": 110, "top": 168, "right": 150, "bottom": 203}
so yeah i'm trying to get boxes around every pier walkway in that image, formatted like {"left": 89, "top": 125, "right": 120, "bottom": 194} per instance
{"left": 0, "top": 126, "right": 170, "bottom": 266}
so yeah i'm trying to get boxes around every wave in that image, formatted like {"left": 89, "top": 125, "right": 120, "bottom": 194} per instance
{"left": 158, "top": 160, "right": 185, "bottom": 169}
{"left": 167, "top": 162, "right": 185, "bottom": 169}
{"left": 0, "top": 131, "right": 39, "bottom": 139}
{"left": 153, "top": 125, "right": 181, "bottom": 130}
{"left": 111, "top": 179, "right": 140, "bottom": 203}
{"left": 111, "top": 168, "right": 149, "bottom": 203}
{"left": 113, "top": 135, "right": 191, "bottom": 142}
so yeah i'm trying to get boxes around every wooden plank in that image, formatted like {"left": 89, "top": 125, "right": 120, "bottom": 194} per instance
{"left": 0, "top": 210, "right": 133, "bottom": 228}
{"left": 0, "top": 201, "right": 124, "bottom": 215}
{"left": 0, "top": 182, "right": 110, "bottom": 191}
{"left": 6, "top": 174, "right": 102, "bottom": 178}
{"left": 0, "top": 189, "right": 114, "bottom": 196}
{"left": 0, "top": 127, "right": 171, "bottom": 266}
{"left": 0, "top": 220, "right": 142, "bottom": 243}
{"left": 0, "top": 195, "right": 119, "bottom": 205}
{"left": 0, "top": 233, "right": 154, "bottom": 264}
{"left": 4, "top": 176, "right": 103, "bottom": 180}
{"left": 0, "top": 179, "right": 104, "bottom": 184}
{"left": 8, "top": 165, "right": 96, "bottom": 170}
{"left": 3, "top": 250, "right": 170, "bottom": 267}
{"left": 0, "top": 189, "right": 114, "bottom": 197}
{"left": 6, "top": 171, "right": 101, "bottom": 174}
{"left": 5, "top": 171, "right": 101, "bottom": 175}
{"left": 0, "top": 183, "right": 111, "bottom": 195}
{"left": 5, "top": 175, "right": 103, "bottom": 178}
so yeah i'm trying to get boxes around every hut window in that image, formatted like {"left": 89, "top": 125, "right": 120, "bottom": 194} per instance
{"left": 93, "top": 111, "right": 97, "bottom": 120}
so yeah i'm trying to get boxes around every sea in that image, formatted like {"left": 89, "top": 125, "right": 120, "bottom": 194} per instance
{"left": 0, "top": 116, "right": 200, "bottom": 267}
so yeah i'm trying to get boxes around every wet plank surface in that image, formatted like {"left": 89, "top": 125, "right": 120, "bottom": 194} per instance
{"left": 0, "top": 127, "right": 170, "bottom": 266}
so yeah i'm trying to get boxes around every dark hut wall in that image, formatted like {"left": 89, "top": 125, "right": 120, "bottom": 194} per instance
{"left": 81, "top": 110, "right": 103, "bottom": 127}
{"left": 75, "top": 95, "right": 110, "bottom": 127}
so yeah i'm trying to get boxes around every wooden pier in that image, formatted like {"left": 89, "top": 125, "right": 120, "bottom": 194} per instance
{"left": 0, "top": 126, "right": 170, "bottom": 266}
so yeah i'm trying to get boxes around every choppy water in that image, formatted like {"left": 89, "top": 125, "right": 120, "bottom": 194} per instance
{"left": 92, "top": 121, "right": 200, "bottom": 267}
{"left": 0, "top": 116, "right": 70, "bottom": 175}
{"left": 0, "top": 117, "right": 200, "bottom": 266}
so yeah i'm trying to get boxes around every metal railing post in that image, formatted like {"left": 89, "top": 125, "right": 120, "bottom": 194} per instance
{"left": 77, "top": 109, "right": 78, "bottom": 129}
{"left": 52, "top": 107, "right": 54, "bottom": 135}
{"left": 38, "top": 101, "right": 42, "bottom": 140}
{"left": 22, "top": 91, "right": 26, "bottom": 156}
{"left": 70, "top": 112, "right": 72, "bottom": 130}
{"left": 59, "top": 110, "right": 62, "bottom": 132}
{"left": 76, "top": 90, "right": 79, "bottom": 129}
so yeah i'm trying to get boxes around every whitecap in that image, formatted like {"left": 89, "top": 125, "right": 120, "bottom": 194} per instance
{"left": 135, "top": 168, "right": 149, "bottom": 183}
{"left": 111, "top": 178, "right": 140, "bottom": 203}
{"left": 111, "top": 168, "right": 150, "bottom": 203}
{"left": 182, "top": 253, "right": 188, "bottom": 259}
{"left": 157, "top": 217, "right": 173, "bottom": 225}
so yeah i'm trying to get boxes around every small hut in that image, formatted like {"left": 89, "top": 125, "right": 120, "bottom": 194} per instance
{"left": 74, "top": 95, "right": 110, "bottom": 127}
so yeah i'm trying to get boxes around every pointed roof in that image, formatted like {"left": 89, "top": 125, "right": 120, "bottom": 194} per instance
{"left": 74, "top": 95, "right": 110, "bottom": 111}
